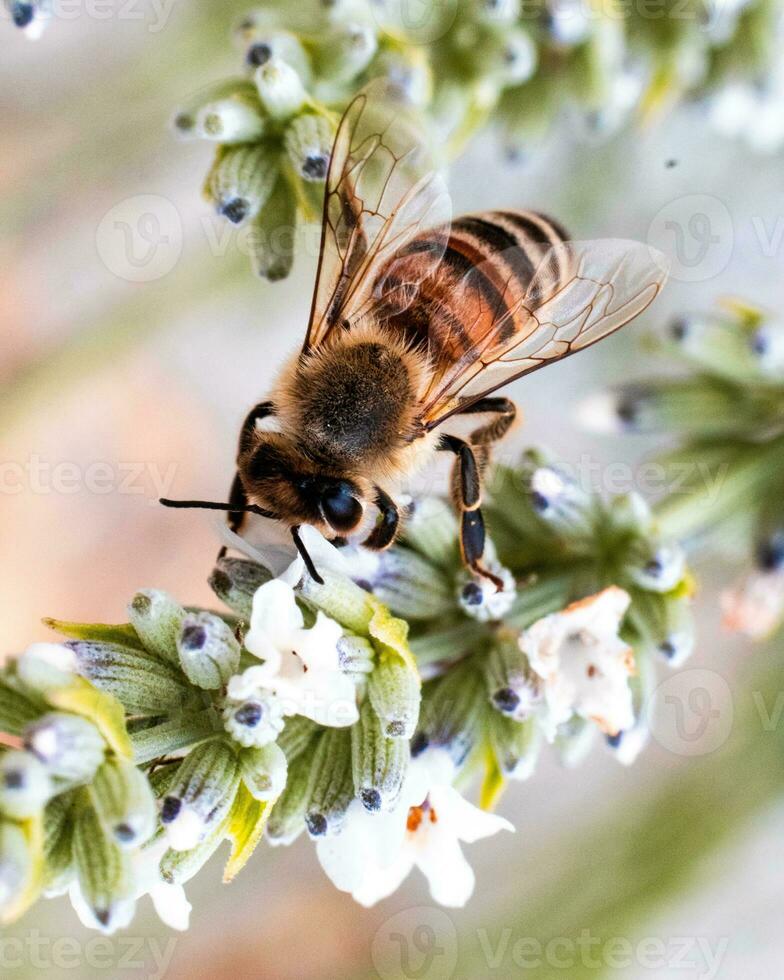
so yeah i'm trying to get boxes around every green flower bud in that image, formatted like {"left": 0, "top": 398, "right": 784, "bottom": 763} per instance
{"left": 160, "top": 739, "right": 240, "bottom": 851}
{"left": 313, "top": 22, "right": 378, "bottom": 84}
{"left": 504, "top": 574, "right": 574, "bottom": 630}
{"left": 266, "top": 751, "right": 311, "bottom": 845}
{"left": 487, "top": 711, "right": 542, "bottom": 780}
{"left": 172, "top": 79, "right": 257, "bottom": 138}
{"left": 24, "top": 713, "right": 105, "bottom": 785}
{"left": 623, "top": 541, "right": 686, "bottom": 594}
{"left": 176, "top": 612, "right": 241, "bottom": 690}
{"left": 0, "top": 819, "right": 37, "bottom": 923}
{"left": 529, "top": 465, "right": 597, "bottom": 541}
{"left": 409, "top": 620, "right": 489, "bottom": 676}
{"left": 222, "top": 691, "right": 285, "bottom": 748}
{"left": 484, "top": 632, "right": 542, "bottom": 720}
{"left": 0, "top": 750, "right": 51, "bottom": 820}
{"left": 72, "top": 795, "right": 134, "bottom": 933}
{"left": 248, "top": 175, "right": 297, "bottom": 281}
{"left": 42, "top": 792, "right": 75, "bottom": 896}
{"left": 208, "top": 143, "right": 280, "bottom": 226}
{"left": 362, "top": 547, "right": 455, "bottom": 621}
{"left": 351, "top": 698, "right": 409, "bottom": 812}
{"left": 305, "top": 727, "right": 353, "bottom": 837}
{"left": 284, "top": 112, "right": 333, "bottom": 182}
{"left": 337, "top": 634, "right": 375, "bottom": 676}
{"left": 368, "top": 654, "right": 421, "bottom": 739}
{"left": 90, "top": 758, "right": 156, "bottom": 849}
{"left": 208, "top": 556, "right": 272, "bottom": 619}
{"left": 67, "top": 640, "right": 195, "bottom": 715}
{"left": 0, "top": 674, "right": 40, "bottom": 737}
{"left": 130, "top": 711, "right": 217, "bottom": 766}
{"left": 195, "top": 92, "right": 267, "bottom": 144}
{"left": 16, "top": 642, "right": 76, "bottom": 694}
{"left": 374, "top": 49, "right": 432, "bottom": 107}
{"left": 417, "top": 658, "right": 486, "bottom": 766}
{"left": 254, "top": 58, "right": 308, "bottom": 120}
{"left": 127, "top": 590, "right": 185, "bottom": 666}
{"left": 241, "top": 28, "right": 312, "bottom": 84}
{"left": 239, "top": 742, "right": 288, "bottom": 801}
{"left": 276, "top": 715, "right": 319, "bottom": 763}
{"left": 628, "top": 588, "right": 694, "bottom": 667}
{"left": 403, "top": 497, "right": 460, "bottom": 568}
{"left": 159, "top": 817, "right": 227, "bottom": 886}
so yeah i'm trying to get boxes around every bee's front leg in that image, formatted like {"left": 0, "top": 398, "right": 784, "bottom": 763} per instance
{"left": 438, "top": 435, "right": 504, "bottom": 591}
{"left": 362, "top": 487, "right": 399, "bottom": 550}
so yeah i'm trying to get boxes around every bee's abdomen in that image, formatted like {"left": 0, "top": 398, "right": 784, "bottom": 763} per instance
{"left": 375, "top": 210, "right": 570, "bottom": 363}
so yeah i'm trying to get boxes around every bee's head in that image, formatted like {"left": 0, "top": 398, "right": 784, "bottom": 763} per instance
{"left": 240, "top": 431, "right": 365, "bottom": 535}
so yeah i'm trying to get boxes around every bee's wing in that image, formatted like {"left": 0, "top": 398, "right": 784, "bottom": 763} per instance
{"left": 420, "top": 239, "right": 669, "bottom": 429}
{"left": 304, "top": 83, "right": 451, "bottom": 352}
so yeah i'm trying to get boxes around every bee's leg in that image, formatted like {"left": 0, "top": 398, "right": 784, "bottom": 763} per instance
{"left": 438, "top": 435, "right": 504, "bottom": 591}
{"left": 457, "top": 397, "right": 517, "bottom": 449}
{"left": 219, "top": 401, "right": 276, "bottom": 558}
{"left": 362, "top": 488, "right": 399, "bottom": 550}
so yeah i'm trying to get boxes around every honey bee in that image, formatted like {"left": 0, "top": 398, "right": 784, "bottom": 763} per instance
{"left": 162, "top": 87, "right": 668, "bottom": 587}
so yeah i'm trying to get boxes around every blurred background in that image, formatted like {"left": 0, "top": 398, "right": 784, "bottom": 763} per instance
{"left": 2, "top": 1, "right": 784, "bottom": 977}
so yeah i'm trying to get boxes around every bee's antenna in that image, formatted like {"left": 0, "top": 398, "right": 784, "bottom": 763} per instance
{"left": 291, "top": 526, "right": 325, "bottom": 585}
{"left": 159, "top": 498, "right": 278, "bottom": 520}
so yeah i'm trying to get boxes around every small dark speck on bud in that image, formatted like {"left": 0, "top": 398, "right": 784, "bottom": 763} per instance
{"left": 665, "top": 158, "right": 678, "bottom": 168}
{"left": 757, "top": 533, "right": 784, "bottom": 571}
{"left": 461, "top": 582, "right": 483, "bottom": 606}
{"left": 644, "top": 557, "right": 664, "bottom": 577}
{"left": 360, "top": 788, "right": 382, "bottom": 812}
{"left": 305, "top": 813, "right": 328, "bottom": 837}
{"left": 181, "top": 624, "right": 207, "bottom": 651}
{"left": 302, "top": 154, "right": 328, "bottom": 180}
{"left": 131, "top": 593, "right": 152, "bottom": 615}
{"left": 235, "top": 702, "right": 263, "bottom": 727}
{"left": 410, "top": 732, "right": 429, "bottom": 757}
{"left": 247, "top": 42, "right": 273, "bottom": 66}
{"left": 659, "top": 640, "right": 677, "bottom": 660}
{"left": 531, "top": 490, "right": 549, "bottom": 512}
{"left": 219, "top": 198, "right": 250, "bottom": 225}
{"left": 750, "top": 330, "right": 769, "bottom": 356}
{"left": 616, "top": 397, "right": 639, "bottom": 428}
{"left": 173, "top": 112, "right": 194, "bottom": 132}
{"left": 12, "top": 3, "right": 35, "bottom": 27}
{"left": 606, "top": 731, "right": 624, "bottom": 747}
{"left": 492, "top": 687, "right": 521, "bottom": 713}
{"left": 95, "top": 909, "right": 111, "bottom": 927}
{"left": 114, "top": 823, "right": 135, "bottom": 843}
{"left": 3, "top": 769, "right": 24, "bottom": 790}
{"left": 355, "top": 579, "right": 373, "bottom": 592}
{"left": 161, "top": 796, "right": 182, "bottom": 824}
{"left": 386, "top": 720, "right": 405, "bottom": 737}
{"left": 670, "top": 317, "right": 690, "bottom": 341}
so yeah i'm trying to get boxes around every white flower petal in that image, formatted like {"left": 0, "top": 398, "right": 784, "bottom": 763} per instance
{"left": 149, "top": 882, "right": 192, "bottom": 931}
{"left": 430, "top": 785, "right": 514, "bottom": 843}
{"left": 248, "top": 579, "right": 303, "bottom": 647}
{"left": 353, "top": 854, "right": 413, "bottom": 907}
{"left": 415, "top": 830, "right": 476, "bottom": 908}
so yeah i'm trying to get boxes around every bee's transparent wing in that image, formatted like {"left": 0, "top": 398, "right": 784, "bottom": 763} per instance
{"left": 420, "top": 239, "right": 669, "bottom": 428}
{"left": 304, "top": 82, "right": 451, "bottom": 352}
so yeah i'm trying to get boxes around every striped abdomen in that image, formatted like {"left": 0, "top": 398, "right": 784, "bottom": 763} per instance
{"left": 373, "top": 210, "right": 570, "bottom": 369}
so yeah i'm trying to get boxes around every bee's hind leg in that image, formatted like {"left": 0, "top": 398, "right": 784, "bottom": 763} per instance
{"left": 438, "top": 434, "right": 504, "bottom": 591}
{"left": 362, "top": 488, "right": 399, "bottom": 550}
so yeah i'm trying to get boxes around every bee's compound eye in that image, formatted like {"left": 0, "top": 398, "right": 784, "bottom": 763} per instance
{"left": 321, "top": 487, "right": 363, "bottom": 532}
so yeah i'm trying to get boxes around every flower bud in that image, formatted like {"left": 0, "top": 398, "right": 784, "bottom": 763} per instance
{"left": 90, "top": 758, "right": 156, "bottom": 849}
{"left": 624, "top": 541, "right": 686, "bottom": 593}
{"left": 337, "top": 633, "right": 375, "bottom": 676}
{"left": 176, "top": 612, "right": 241, "bottom": 690}
{"left": 374, "top": 49, "right": 432, "bottom": 106}
{"left": 195, "top": 93, "right": 267, "bottom": 143}
{"left": 364, "top": 547, "right": 455, "bottom": 621}
{"left": 222, "top": 690, "right": 285, "bottom": 748}
{"left": 457, "top": 561, "right": 516, "bottom": 623}
{"left": 172, "top": 80, "right": 257, "bottom": 138}
{"left": 351, "top": 697, "right": 408, "bottom": 812}
{"left": 42, "top": 793, "right": 75, "bottom": 896}
{"left": 487, "top": 711, "right": 542, "bottom": 780}
{"left": 241, "top": 27, "right": 312, "bottom": 81}
{"left": 313, "top": 23, "right": 377, "bottom": 85}
{"left": 368, "top": 655, "right": 421, "bottom": 739}
{"left": 403, "top": 497, "right": 460, "bottom": 568}
{"left": 239, "top": 742, "right": 288, "bottom": 801}
{"left": 484, "top": 633, "right": 542, "bottom": 720}
{"left": 284, "top": 112, "right": 333, "bottom": 182}
{"left": 127, "top": 590, "right": 185, "bottom": 666}
{"left": 129, "top": 711, "right": 217, "bottom": 765}
{"left": 159, "top": 818, "right": 227, "bottom": 886}
{"left": 208, "top": 143, "right": 280, "bottom": 226}
{"left": 160, "top": 739, "right": 240, "bottom": 851}
{"left": 470, "top": 0, "right": 520, "bottom": 25}
{"left": 24, "top": 713, "right": 105, "bottom": 784}
{"left": 504, "top": 574, "right": 572, "bottom": 630}
{"left": 254, "top": 58, "right": 308, "bottom": 120}
{"left": 68, "top": 640, "right": 195, "bottom": 715}
{"left": 248, "top": 176, "right": 297, "bottom": 281}
{"left": 208, "top": 556, "right": 272, "bottom": 619}
{"left": 276, "top": 715, "right": 319, "bottom": 763}
{"left": 409, "top": 620, "right": 488, "bottom": 678}
{"left": 418, "top": 658, "right": 486, "bottom": 766}
{"left": 266, "top": 751, "right": 311, "bottom": 845}
{"left": 16, "top": 642, "right": 76, "bottom": 694}
{"left": 305, "top": 727, "right": 354, "bottom": 837}
{"left": 0, "top": 674, "right": 40, "bottom": 737}
{"left": 555, "top": 715, "right": 596, "bottom": 768}
{"left": 72, "top": 796, "right": 134, "bottom": 933}
{"left": 0, "top": 750, "right": 51, "bottom": 820}
{"left": 529, "top": 466, "right": 596, "bottom": 540}
{"left": 0, "top": 819, "right": 37, "bottom": 924}
{"left": 630, "top": 589, "right": 694, "bottom": 666}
